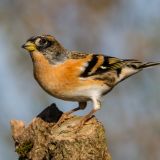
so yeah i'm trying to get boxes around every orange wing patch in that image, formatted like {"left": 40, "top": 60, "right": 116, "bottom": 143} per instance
{"left": 88, "top": 55, "right": 104, "bottom": 75}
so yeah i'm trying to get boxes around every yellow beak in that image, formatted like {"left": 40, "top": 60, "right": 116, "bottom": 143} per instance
{"left": 22, "top": 41, "right": 36, "bottom": 52}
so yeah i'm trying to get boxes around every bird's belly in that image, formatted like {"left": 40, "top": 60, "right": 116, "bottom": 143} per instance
{"left": 33, "top": 60, "right": 111, "bottom": 102}
{"left": 35, "top": 73, "right": 110, "bottom": 102}
{"left": 56, "top": 84, "right": 111, "bottom": 102}
{"left": 36, "top": 80, "right": 91, "bottom": 101}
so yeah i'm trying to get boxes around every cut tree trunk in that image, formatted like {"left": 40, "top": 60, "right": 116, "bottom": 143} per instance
{"left": 10, "top": 103, "right": 111, "bottom": 160}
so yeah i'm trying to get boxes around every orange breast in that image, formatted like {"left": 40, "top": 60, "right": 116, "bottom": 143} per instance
{"left": 30, "top": 52, "right": 105, "bottom": 101}
{"left": 31, "top": 52, "right": 94, "bottom": 97}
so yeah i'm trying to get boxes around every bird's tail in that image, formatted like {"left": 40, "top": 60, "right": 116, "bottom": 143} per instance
{"left": 138, "top": 62, "right": 160, "bottom": 69}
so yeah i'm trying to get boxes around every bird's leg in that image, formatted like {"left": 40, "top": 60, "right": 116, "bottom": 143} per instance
{"left": 75, "top": 98, "right": 101, "bottom": 129}
{"left": 55, "top": 102, "right": 87, "bottom": 126}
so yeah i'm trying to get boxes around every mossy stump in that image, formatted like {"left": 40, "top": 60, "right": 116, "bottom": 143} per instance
{"left": 10, "top": 104, "right": 111, "bottom": 160}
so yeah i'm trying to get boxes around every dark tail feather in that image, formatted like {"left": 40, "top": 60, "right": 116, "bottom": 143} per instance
{"left": 139, "top": 62, "right": 160, "bottom": 69}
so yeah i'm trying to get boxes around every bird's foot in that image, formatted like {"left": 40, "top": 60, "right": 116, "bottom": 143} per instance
{"left": 53, "top": 112, "right": 73, "bottom": 128}
{"left": 71, "top": 116, "right": 93, "bottom": 132}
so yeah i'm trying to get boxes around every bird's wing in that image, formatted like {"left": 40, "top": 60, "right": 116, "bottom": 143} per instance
{"left": 79, "top": 54, "right": 125, "bottom": 77}
{"left": 69, "top": 52, "right": 160, "bottom": 84}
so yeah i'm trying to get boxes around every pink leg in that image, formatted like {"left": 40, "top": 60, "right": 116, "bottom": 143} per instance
{"left": 56, "top": 102, "right": 87, "bottom": 126}
{"left": 75, "top": 98, "right": 101, "bottom": 129}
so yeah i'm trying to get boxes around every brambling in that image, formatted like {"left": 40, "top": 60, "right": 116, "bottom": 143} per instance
{"left": 22, "top": 35, "right": 160, "bottom": 127}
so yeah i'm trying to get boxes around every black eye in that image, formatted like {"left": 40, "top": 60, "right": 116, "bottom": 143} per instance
{"left": 35, "top": 38, "right": 48, "bottom": 46}
{"left": 39, "top": 38, "right": 47, "bottom": 45}
{"left": 35, "top": 38, "right": 51, "bottom": 50}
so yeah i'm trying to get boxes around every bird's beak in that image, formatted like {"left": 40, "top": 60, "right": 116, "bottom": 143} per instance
{"left": 22, "top": 41, "right": 36, "bottom": 52}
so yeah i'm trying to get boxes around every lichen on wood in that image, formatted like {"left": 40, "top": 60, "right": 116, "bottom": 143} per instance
{"left": 10, "top": 103, "right": 111, "bottom": 160}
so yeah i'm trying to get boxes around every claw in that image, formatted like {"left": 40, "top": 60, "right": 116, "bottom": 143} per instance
{"left": 71, "top": 116, "right": 92, "bottom": 132}
{"left": 53, "top": 102, "right": 87, "bottom": 128}
{"left": 53, "top": 112, "right": 72, "bottom": 128}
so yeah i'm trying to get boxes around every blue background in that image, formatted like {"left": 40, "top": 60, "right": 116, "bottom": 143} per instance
{"left": 0, "top": 0, "right": 160, "bottom": 159}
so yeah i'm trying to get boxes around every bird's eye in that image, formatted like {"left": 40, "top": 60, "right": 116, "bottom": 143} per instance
{"left": 39, "top": 38, "right": 47, "bottom": 45}
{"left": 35, "top": 38, "right": 48, "bottom": 47}
{"left": 35, "top": 37, "right": 53, "bottom": 50}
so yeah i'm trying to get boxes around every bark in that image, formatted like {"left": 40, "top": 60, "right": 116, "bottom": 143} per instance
{"left": 10, "top": 103, "right": 111, "bottom": 160}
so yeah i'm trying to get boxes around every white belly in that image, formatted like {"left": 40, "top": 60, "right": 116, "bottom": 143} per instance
{"left": 58, "top": 84, "right": 111, "bottom": 102}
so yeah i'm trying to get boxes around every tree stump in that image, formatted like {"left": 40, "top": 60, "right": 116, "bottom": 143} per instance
{"left": 10, "top": 103, "right": 111, "bottom": 160}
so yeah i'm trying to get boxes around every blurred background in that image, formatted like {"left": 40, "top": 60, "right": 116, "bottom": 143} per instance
{"left": 0, "top": 0, "right": 160, "bottom": 159}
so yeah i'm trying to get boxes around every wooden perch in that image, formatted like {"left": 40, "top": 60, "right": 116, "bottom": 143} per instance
{"left": 10, "top": 103, "right": 111, "bottom": 160}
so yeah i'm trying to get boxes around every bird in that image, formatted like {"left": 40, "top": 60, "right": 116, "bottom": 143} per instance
{"left": 22, "top": 35, "right": 160, "bottom": 127}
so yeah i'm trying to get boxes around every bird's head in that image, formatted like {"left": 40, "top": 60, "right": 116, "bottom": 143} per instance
{"left": 22, "top": 35, "right": 67, "bottom": 64}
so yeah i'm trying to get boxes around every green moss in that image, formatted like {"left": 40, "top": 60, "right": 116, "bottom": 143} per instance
{"left": 16, "top": 141, "right": 33, "bottom": 157}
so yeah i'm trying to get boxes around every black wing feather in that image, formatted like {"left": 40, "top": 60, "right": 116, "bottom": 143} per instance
{"left": 81, "top": 55, "right": 123, "bottom": 77}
